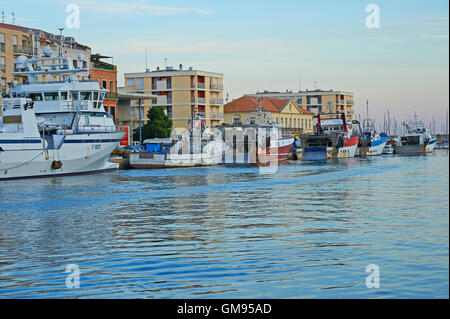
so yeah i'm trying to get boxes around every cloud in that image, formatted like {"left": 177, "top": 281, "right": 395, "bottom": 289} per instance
{"left": 419, "top": 33, "right": 449, "bottom": 40}
{"left": 77, "top": 1, "right": 214, "bottom": 16}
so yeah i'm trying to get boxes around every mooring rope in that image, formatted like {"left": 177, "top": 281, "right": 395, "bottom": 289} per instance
{"left": 0, "top": 150, "right": 45, "bottom": 174}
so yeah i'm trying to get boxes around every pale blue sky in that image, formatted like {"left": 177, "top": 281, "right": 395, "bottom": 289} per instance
{"left": 1, "top": 0, "right": 449, "bottom": 131}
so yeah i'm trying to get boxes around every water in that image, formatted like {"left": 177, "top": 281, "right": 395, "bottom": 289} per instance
{"left": 0, "top": 151, "right": 448, "bottom": 298}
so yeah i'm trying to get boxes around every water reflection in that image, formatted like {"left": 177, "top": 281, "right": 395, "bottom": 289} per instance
{"left": 0, "top": 151, "right": 448, "bottom": 298}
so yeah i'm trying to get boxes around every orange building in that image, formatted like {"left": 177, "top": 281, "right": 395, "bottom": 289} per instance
{"left": 90, "top": 54, "right": 118, "bottom": 122}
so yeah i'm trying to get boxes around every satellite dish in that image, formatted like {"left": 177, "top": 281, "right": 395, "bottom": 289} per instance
{"left": 15, "top": 55, "right": 28, "bottom": 69}
{"left": 43, "top": 46, "right": 53, "bottom": 57}
{"left": 77, "top": 53, "right": 84, "bottom": 61}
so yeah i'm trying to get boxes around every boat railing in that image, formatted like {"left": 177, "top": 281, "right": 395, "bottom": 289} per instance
{"left": 77, "top": 124, "right": 117, "bottom": 133}
{"left": 60, "top": 100, "right": 89, "bottom": 111}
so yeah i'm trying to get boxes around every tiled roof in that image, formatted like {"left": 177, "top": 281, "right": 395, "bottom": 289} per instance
{"left": 224, "top": 96, "right": 313, "bottom": 115}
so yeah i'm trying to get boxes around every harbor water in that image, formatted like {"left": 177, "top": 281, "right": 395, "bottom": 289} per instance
{"left": 0, "top": 151, "right": 448, "bottom": 298}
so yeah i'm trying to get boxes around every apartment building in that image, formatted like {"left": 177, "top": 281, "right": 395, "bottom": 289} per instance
{"left": 247, "top": 89, "right": 355, "bottom": 127}
{"left": 224, "top": 96, "right": 314, "bottom": 136}
{"left": 1, "top": 22, "right": 91, "bottom": 97}
{"left": 124, "top": 65, "right": 224, "bottom": 130}
{"left": 90, "top": 54, "right": 118, "bottom": 122}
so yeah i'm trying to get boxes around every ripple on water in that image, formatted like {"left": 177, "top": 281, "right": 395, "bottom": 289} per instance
{"left": 0, "top": 151, "right": 448, "bottom": 298}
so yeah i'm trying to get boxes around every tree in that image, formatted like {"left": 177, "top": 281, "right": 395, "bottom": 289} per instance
{"left": 133, "top": 106, "right": 172, "bottom": 142}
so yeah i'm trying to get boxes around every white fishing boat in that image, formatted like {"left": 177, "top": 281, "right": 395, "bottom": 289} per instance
{"left": 0, "top": 48, "right": 124, "bottom": 180}
{"left": 382, "top": 140, "right": 395, "bottom": 154}
{"left": 355, "top": 119, "right": 388, "bottom": 157}
{"left": 129, "top": 136, "right": 226, "bottom": 169}
{"left": 394, "top": 117, "right": 437, "bottom": 155}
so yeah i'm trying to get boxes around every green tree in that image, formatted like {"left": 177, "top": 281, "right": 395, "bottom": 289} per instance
{"left": 133, "top": 106, "right": 172, "bottom": 142}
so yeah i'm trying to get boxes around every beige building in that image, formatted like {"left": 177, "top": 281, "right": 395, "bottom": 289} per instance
{"left": 1, "top": 23, "right": 91, "bottom": 102}
{"left": 247, "top": 89, "right": 355, "bottom": 127}
{"left": 116, "top": 87, "right": 156, "bottom": 133}
{"left": 224, "top": 96, "right": 314, "bottom": 136}
{"left": 124, "top": 65, "right": 224, "bottom": 130}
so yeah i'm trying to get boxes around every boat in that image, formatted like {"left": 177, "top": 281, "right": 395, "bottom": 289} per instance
{"left": 0, "top": 48, "right": 124, "bottom": 180}
{"left": 300, "top": 112, "right": 359, "bottom": 160}
{"left": 435, "top": 140, "right": 449, "bottom": 149}
{"left": 393, "top": 117, "right": 437, "bottom": 155}
{"left": 355, "top": 119, "right": 388, "bottom": 156}
{"left": 382, "top": 140, "right": 395, "bottom": 154}
{"left": 217, "top": 98, "right": 294, "bottom": 165}
{"left": 130, "top": 120, "right": 227, "bottom": 169}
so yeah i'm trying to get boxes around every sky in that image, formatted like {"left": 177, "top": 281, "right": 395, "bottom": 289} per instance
{"left": 1, "top": 0, "right": 449, "bottom": 132}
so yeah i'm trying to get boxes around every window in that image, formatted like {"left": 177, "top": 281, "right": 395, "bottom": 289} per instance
{"left": 29, "top": 93, "right": 43, "bottom": 101}
{"left": 110, "top": 81, "right": 114, "bottom": 92}
{"left": 0, "top": 33, "right": 4, "bottom": 43}
{"left": 80, "top": 91, "right": 92, "bottom": 100}
{"left": 60, "top": 92, "right": 68, "bottom": 100}
{"left": 73, "top": 60, "right": 78, "bottom": 68}
{"left": 136, "top": 78, "right": 144, "bottom": 90}
{"left": 102, "top": 80, "right": 107, "bottom": 89}
{"left": 12, "top": 35, "right": 17, "bottom": 45}
{"left": 85, "top": 116, "right": 90, "bottom": 125}
{"left": 44, "top": 92, "right": 59, "bottom": 101}
{"left": 127, "top": 78, "right": 135, "bottom": 88}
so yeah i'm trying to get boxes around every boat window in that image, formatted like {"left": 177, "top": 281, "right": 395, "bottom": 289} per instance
{"left": 100, "top": 92, "right": 106, "bottom": 101}
{"left": 81, "top": 92, "right": 92, "bottom": 100}
{"left": 93, "top": 92, "right": 99, "bottom": 101}
{"left": 60, "top": 92, "right": 68, "bottom": 100}
{"left": 85, "top": 116, "right": 90, "bottom": 125}
{"left": 72, "top": 92, "right": 79, "bottom": 101}
{"left": 44, "top": 92, "right": 59, "bottom": 101}
{"left": 29, "top": 93, "right": 43, "bottom": 101}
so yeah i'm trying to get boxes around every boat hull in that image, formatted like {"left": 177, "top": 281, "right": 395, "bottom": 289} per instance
{"left": 394, "top": 144, "right": 426, "bottom": 155}
{"left": 426, "top": 139, "right": 437, "bottom": 153}
{"left": 0, "top": 132, "right": 123, "bottom": 180}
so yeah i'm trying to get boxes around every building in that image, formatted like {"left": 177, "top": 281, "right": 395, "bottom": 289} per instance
{"left": 1, "top": 22, "right": 91, "bottom": 109}
{"left": 224, "top": 96, "right": 314, "bottom": 136}
{"left": 90, "top": 54, "right": 118, "bottom": 122}
{"left": 124, "top": 65, "right": 224, "bottom": 130}
{"left": 116, "top": 87, "right": 157, "bottom": 139}
{"left": 247, "top": 89, "right": 355, "bottom": 127}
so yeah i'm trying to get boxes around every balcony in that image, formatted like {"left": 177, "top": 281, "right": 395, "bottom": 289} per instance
{"left": 198, "top": 97, "right": 206, "bottom": 104}
{"left": 13, "top": 45, "right": 37, "bottom": 56}
{"left": 152, "top": 80, "right": 171, "bottom": 91}
{"left": 0, "top": 64, "right": 5, "bottom": 72}
{"left": 211, "top": 112, "right": 224, "bottom": 120}
{"left": 92, "top": 62, "right": 116, "bottom": 71}
{"left": 347, "top": 100, "right": 354, "bottom": 105}
{"left": 210, "top": 98, "right": 224, "bottom": 105}
{"left": 198, "top": 83, "right": 205, "bottom": 89}
{"left": 347, "top": 110, "right": 354, "bottom": 115}
{"left": 209, "top": 84, "right": 223, "bottom": 91}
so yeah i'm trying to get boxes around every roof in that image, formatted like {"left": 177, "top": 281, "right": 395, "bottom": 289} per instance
{"left": 224, "top": 96, "right": 313, "bottom": 115}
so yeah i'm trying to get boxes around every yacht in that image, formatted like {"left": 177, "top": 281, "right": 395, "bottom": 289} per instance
{"left": 0, "top": 48, "right": 124, "bottom": 180}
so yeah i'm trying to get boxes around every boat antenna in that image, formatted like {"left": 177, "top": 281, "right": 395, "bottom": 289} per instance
{"left": 58, "top": 28, "right": 64, "bottom": 81}
{"left": 145, "top": 48, "right": 148, "bottom": 71}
